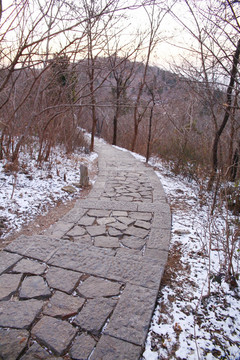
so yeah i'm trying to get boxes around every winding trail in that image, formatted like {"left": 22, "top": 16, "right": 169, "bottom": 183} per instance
{"left": 0, "top": 140, "right": 171, "bottom": 360}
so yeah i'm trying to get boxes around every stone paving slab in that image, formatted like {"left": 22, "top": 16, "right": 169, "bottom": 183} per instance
{"left": 0, "top": 251, "right": 22, "bottom": 275}
{"left": 32, "top": 316, "right": 77, "bottom": 355}
{"left": 21, "top": 342, "right": 63, "bottom": 360}
{"left": 0, "top": 299, "right": 43, "bottom": 329}
{"left": 105, "top": 283, "right": 158, "bottom": 345}
{"left": 0, "top": 328, "right": 29, "bottom": 360}
{"left": 0, "top": 139, "right": 171, "bottom": 359}
{"left": 0, "top": 273, "right": 22, "bottom": 300}
{"left": 91, "top": 334, "right": 142, "bottom": 360}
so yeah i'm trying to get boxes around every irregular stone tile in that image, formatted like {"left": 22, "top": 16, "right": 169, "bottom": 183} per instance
{"left": 69, "top": 234, "right": 93, "bottom": 247}
{"left": 108, "top": 227, "right": 122, "bottom": 237}
{"left": 73, "top": 297, "right": 116, "bottom": 335}
{"left": 21, "top": 342, "right": 63, "bottom": 360}
{"left": 105, "top": 283, "right": 158, "bottom": 346}
{"left": 129, "top": 212, "right": 152, "bottom": 221}
{"left": 128, "top": 192, "right": 142, "bottom": 198}
{"left": 86, "top": 225, "right": 106, "bottom": 237}
{"left": 91, "top": 334, "right": 142, "bottom": 360}
{"left": 116, "top": 217, "right": 135, "bottom": 226}
{"left": 96, "top": 217, "right": 116, "bottom": 225}
{"left": 110, "top": 222, "right": 127, "bottom": 231}
{"left": 31, "top": 316, "right": 77, "bottom": 356}
{"left": 46, "top": 266, "right": 81, "bottom": 294}
{"left": 78, "top": 216, "right": 95, "bottom": 226}
{"left": 87, "top": 209, "right": 111, "bottom": 217}
{"left": 43, "top": 291, "right": 85, "bottom": 318}
{"left": 120, "top": 236, "right": 146, "bottom": 250}
{"left": 19, "top": 276, "right": 51, "bottom": 300}
{"left": 0, "top": 299, "right": 43, "bottom": 329}
{"left": 112, "top": 211, "right": 128, "bottom": 217}
{"left": 66, "top": 225, "right": 86, "bottom": 237}
{"left": 124, "top": 226, "right": 149, "bottom": 239}
{"left": 0, "top": 251, "right": 22, "bottom": 275}
{"left": 134, "top": 219, "right": 151, "bottom": 230}
{"left": 0, "top": 273, "right": 22, "bottom": 300}
{"left": 13, "top": 258, "right": 46, "bottom": 275}
{"left": 70, "top": 333, "right": 96, "bottom": 360}
{"left": 77, "top": 276, "right": 121, "bottom": 298}
{"left": 94, "top": 236, "right": 119, "bottom": 248}
{"left": 0, "top": 328, "right": 29, "bottom": 360}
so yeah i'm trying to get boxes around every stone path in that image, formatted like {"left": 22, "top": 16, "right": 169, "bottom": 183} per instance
{"left": 0, "top": 140, "right": 171, "bottom": 360}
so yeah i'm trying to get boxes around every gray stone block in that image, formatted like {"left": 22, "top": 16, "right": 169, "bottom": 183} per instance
{"left": 91, "top": 335, "right": 142, "bottom": 360}
{"left": 46, "top": 266, "right": 82, "bottom": 294}
{"left": 66, "top": 225, "right": 86, "bottom": 237}
{"left": 96, "top": 217, "right": 116, "bottom": 225}
{"left": 124, "top": 226, "right": 149, "bottom": 239}
{"left": 108, "top": 227, "right": 122, "bottom": 237}
{"left": 105, "top": 256, "right": 163, "bottom": 289}
{"left": 0, "top": 299, "right": 43, "bottom": 329}
{"left": 5, "top": 235, "right": 65, "bottom": 262}
{"left": 87, "top": 209, "right": 111, "bottom": 217}
{"left": 152, "top": 212, "right": 172, "bottom": 230}
{"left": 44, "top": 221, "right": 74, "bottom": 238}
{"left": 120, "top": 236, "right": 146, "bottom": 250}
{"left": 70, "top": 333, "right": 96, "bottom": 360}
{"left": 129, "top": 212, "right": 152, "bottom": 221}
{"left": 73, "top": 297, "right": 116, "bottom": 335}
{"left": 12, "top": 258, "right": 46, "bottom": 275}
{"left": 77, "top": 276, "right": 121, "bottom": 298}
{"left": 21, "top": 342, "right": 63, "bottom": 360}
{"left": 0, "top": 328, "right": 29, "bottom": 360}
{"left": 134, "top": 219, "right": 151, "bottom": 230}
{"left": 78, "top": 216, "right": 95, "bottom": 226}
{"left": 86, "top": 225, "right": 106, "bottom": 237}
{"left": 105, "top": 283, "right": 158, "bottom": 346}
{"left": 0, "top": 273, "right": 22, "bottom": 300}
{"left": 94, "top": 236, "right": 119, "bottom": 248}
{"left": 147, "top": 227, "right": 171, "bottom": 250}
{"left": 43, "top": 291, "right": 85, "bottom": 318}
{"left": 32, "top": 316, "right": 77, "bottom": 355}
{"left": 60, "top": 208, "right": 85, "bottom": 223}
{"left": 0, "top": 251, "right": 21, "bottom": 275}
{"left": 19, "top": 276, "right": 51, "bottom": 300}
{"left": 144, "top": 248, "right": 168, "bottom": 265}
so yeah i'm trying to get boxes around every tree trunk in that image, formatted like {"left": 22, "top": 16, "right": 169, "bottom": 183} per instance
{"left": 146, "top": 105, "right": 153, "bottom": 163}
{"left": 112, "top": 114, "right": 117, "bottom": 145}
{"left": 208, "top": 39, "right": 240, "bottom": 189}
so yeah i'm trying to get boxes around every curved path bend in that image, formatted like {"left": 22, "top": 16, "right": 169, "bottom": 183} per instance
{"left": 0, "top": 140, "right": 171, "bottom": 360}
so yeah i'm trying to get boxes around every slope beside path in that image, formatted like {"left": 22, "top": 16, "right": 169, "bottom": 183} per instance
{"left": 0, "top": 140, "right": 171, "bottom": 360}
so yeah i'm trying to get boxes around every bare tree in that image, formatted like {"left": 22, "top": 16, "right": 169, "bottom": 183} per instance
{"left": 131, "top": 1, "right": 170, "bottom": 151}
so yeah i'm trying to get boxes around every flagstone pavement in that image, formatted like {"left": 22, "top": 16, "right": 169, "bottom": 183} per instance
{"left": 0, "top": 140, "right": 171, "bottom": 360}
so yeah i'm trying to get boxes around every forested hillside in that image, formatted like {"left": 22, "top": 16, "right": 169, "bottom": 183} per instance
{"left": 0, "top": 0, "right": 239, "bottom": 184}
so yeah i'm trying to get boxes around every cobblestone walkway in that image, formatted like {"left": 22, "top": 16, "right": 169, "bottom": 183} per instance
{"left": 0, "top": 140, "right": 171, "bottom": 360}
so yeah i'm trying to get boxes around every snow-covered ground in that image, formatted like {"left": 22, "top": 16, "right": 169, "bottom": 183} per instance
{"left": 0, "top": 145, "right": 98, "bottom": 239}
{"left": 139, "top": 156, "right": 240, "bottom": 360}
